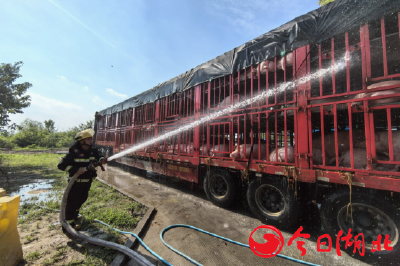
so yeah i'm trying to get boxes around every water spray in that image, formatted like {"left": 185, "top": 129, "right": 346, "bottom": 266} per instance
{"left": 107, "top": 58, "right": 347, "bottom": 162}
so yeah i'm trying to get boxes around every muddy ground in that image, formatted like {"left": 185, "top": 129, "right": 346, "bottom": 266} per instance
{"left": 0, "top": 151, "right": 147, "bottom": 266}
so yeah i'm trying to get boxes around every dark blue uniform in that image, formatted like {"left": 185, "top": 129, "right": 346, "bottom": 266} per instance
{"left": 58, "top": 142, "right": 104, "bottom": 223}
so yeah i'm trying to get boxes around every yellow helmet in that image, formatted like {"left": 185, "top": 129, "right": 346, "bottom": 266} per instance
{"left": 75, "top": 129, "right": 95, "bottom": 141}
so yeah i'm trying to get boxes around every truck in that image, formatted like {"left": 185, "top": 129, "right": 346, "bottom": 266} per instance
{"left": 94, "top": 0, "right": 400, "bottom": 257}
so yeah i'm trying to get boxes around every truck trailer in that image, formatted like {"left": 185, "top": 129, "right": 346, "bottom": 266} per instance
{"left": 95, "top": 0, "right": 400, "bottom": 257}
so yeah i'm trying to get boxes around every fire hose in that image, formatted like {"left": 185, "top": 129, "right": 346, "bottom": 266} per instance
{"left": 58, "top": 159, "right": 320, "bottom": 266}
{"left": 59, "top": 159, "right": 154, "bottom": 266}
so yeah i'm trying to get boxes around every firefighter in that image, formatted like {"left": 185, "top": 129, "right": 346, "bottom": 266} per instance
{"left": 58, "top": 129, "right": 106, "bottom": 232}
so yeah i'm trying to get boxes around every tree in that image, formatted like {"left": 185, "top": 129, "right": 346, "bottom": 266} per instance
{"left": 44, "top": 119, "right": 56, "bottom": 133}
{"left": 318, "top": 0, "right": 335, "bottom": 6}
{"left": 0, "top": 61, "right": 31, "bottom": 130}
{"left": 75, "top": 120, "right": 93, "bottom": 131}
{"left": 12, "top": 118, "right": 46, "bottom": 147}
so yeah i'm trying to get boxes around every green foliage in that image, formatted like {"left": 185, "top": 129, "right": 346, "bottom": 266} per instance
{"left": 0, "top": 118, "right": 94, "bottom": 149}
{"left": 0, "top": 61, "right": 32, "bottom": 131}
{"left": 318, "top": 0, "right": 335, "bottom": 6}
{"left": 44, "top": 119, "right": 55, "bottom": 133}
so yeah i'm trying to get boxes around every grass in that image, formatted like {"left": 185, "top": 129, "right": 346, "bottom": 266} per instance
{"left": 0, "top": 153, "right": 65, "bottom": 173}
{"left": 25, "top": 251, "right": 41, "bottom": 261}
{"left": 2, "top": 152, "right": 148, "bottom": 265}
{"left": 11, "top": 147, "right": 67, "bottom": 151}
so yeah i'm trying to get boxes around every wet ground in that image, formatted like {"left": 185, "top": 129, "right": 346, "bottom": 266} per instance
{"left": 7, "top": 178, "right": 56, "bottom": 202}
{"left": 98, "top": 164, "right": 377, "bottom": 266}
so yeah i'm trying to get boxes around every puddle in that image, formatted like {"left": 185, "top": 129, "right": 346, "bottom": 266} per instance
{"left": 8, "top": 179, "right": 57, "bottom": 202}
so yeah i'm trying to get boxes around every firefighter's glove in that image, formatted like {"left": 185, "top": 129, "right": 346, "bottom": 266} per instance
{"left": 86, "top": 163, "right": 96, "bottom": 172}
{"left": 100, "top": 158, "right": 108, "bottom": 164}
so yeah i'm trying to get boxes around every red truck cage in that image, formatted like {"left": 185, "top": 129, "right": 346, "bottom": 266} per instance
{"left": 95, "top": 6, "right": 400, "bottom": 257}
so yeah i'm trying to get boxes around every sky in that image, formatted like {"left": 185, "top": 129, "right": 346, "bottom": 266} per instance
{"left": 2, "top": 0, "right": 320, "bottom": 131}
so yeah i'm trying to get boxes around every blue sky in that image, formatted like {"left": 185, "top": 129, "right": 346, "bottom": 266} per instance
{"left": 2, "top": 0, "right": 320, "bottom": 131}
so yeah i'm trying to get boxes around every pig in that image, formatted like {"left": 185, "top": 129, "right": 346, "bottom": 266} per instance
{"left": 230, "top": 144, "right": 267, "bottom": 160}
{"left": 351, "top": 80, "right": 400, "bottom": 107}
{"left": 367, "top": 80, "right": 400, "bottom": 90}
{"left": 217, "top": 94, "right": 241, "bottom": 108}
{"left": 200, "top": 144, "right": 230, "bottom": 157}
{"left": 268, "top": 146, "right": 295, "bottom": 163}
{"left": 312, "top": 131, "right": 366, "bottom": 166}
{"left": 277, "top": 52, "right": 294, "bottom": 70}
{"left": 374, "top": 131, "right": 400, "bottom": 155}
{"left": 165, "top": 144, "right": 193, "bottom": 154}
{"left": 339, "top": 149, "right": 368, "bottom": 169}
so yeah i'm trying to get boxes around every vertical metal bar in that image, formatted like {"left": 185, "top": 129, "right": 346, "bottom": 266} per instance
{"left": 223, "top": 76, "right": 226, "bottom": 107}
{"left": 334, "top": 104, "right": 339, "bottom": 167}
{"left": 364, "top": 100, "right": 373, "bottom": 170}
{"left": 345, "top": 32, "right": 351, "bottom": 92}
{"left": 258, "top": 114, "right": 261, "bottom": 160}
{"left": 275, "top": 112, "right": 278, "bottom": 162}
{"left": 283, "top": 56, "right": 287, "bottom": 103}
{"left": 212, "top": 124, "right": 215, "bottom": 153}
{"left": 251, "top": 66, "right": 253, "bottom": 108}
{"left": 274, "top": 58, "right": 277, "bottom": 105}
{"left": 237, "top": 117, "right": 240, "bottom": 159}
{"left": 213, "top": 79, "right": 216, "bottom": 108}
{"left": 244, "top": 68, "right": 247, "bottom": 102}
{"left": 284, "top": 110, "right": 287, "bottom": 162}
{"left": 308, "top": 108, "right": 313, "bottom": 168}
{"left": 238, "top": 71, "right": 240, "bottom": 105}
{"left": 347, "top": 103, "right": 354, "bottom": 169}
{"left": 218, "top": 124, "right": 221, "bottom": 152}
{"left": 244, "top": 115, "right": 247, "bottom": 158}
{"left": 266, "top": 112, "right": 270, "bottom": 162}
{"left": 223, "top": 123, "right": 226, "bottom": 153}
{"left": 265, "top": 61, "right": 269, "bottom": 107}
{"left": 320, "top": 106, "right": 326, "bottom": 166}
{"left": 230, "top": 120, "right": 233, "bottom": 155}
{"left": 258, "top": 63, "right": 261, "bottom": 107}
{"left": 219, "top": 78, "right": 221, "bottom": 108}
{"left": 251, "top": 114, "right": 254, "bottom": 160}
{"left": 331, "top": 38, "right": 336, "bottom": 95}
{"left": 381, "top": 17, "right": 388, "bottom": 77}
{"left": 369, "top": 112, "right": 376, "bottom": 160}
{"left": 398, "top": 12, "right": 400, "bottom": 39}
{"left": 207, "top": 123, "right": 210, "bottom": 156}
{"left": 208, "top": 82, "right": 211, "bottom": 114}
{"left": 387, "top": 108, "right": 394, "bottom": 161}
{"left": 319, "top": 44, "right": 323, "bottom": 96}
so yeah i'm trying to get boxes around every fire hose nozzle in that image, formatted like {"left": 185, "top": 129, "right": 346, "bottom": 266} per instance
{"left": 99, "top": 157, "right": 109, "bottom": 171}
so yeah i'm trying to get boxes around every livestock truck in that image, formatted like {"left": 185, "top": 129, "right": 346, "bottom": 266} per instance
{"left": 95, "top": 0, "right": 400, "bottom": 257}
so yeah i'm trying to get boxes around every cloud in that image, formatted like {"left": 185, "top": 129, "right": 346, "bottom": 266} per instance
{"left": 92, "top": 96, "right": 106, "bottom": 106}
{"left": 9, "top": 93, "right": 94, "bottom": 131}
{"left": 84, "top": 86, "right": 89, "bottom": 91}
{"left": 57, "top": 75, "right": 68, "bottom": 81}
{"left": 106, "top": 88, "right": 127, "bottom": 99}
{"left": 205, "top": 0, "right": 308, "bottom": 37}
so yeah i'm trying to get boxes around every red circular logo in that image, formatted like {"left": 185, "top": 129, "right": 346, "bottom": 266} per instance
{"left": 249, "top": 225, "right": 284, "bottom": 258}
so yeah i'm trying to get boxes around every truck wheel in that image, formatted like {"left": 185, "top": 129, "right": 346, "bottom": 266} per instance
{"left": 204, "top": 169, "right": 236, "bottom": 208}
{"left": 320, "top": 191, "right": 400, "bottom": 257}
{"left": 247, "top": 178, "right": 299, "bottom": 228}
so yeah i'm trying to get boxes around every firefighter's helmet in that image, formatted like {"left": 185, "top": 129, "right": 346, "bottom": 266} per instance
{"left": 75, "top": 129, "right": 95, "bottom": 142}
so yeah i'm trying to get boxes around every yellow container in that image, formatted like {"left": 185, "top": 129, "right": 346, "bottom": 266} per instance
{"left": 0, "top": 192, "right": 23, "bottom": 266}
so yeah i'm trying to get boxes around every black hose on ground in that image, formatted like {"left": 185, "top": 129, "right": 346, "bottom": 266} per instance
{"left": 60, "top": 172, "right": 154, "bottom": 266}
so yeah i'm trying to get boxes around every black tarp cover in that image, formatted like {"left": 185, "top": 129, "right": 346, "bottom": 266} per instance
{"left": 98, "top": 0, "right": 400, "bottom": 116}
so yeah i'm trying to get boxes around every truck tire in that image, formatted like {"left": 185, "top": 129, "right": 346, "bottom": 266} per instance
{"left": 320, "top": 191, "right": 400, "bottom": 257}
{"left": 204, "top": 169, "right": 236, "bottom": 208}
{"left": 246, "top": 178, "right": 299, "bottom": 228}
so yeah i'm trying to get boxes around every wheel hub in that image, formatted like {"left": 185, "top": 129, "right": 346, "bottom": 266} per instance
{"left": 210, "top": 175, "right": 227, "bottom": 198}
{"left": 337, "top": 203, "right": 399, "bottom": 251}
{"left": 255, "top": 184, "right": 285, "bottom": 217}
